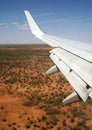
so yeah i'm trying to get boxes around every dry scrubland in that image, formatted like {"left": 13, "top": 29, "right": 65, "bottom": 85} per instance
{"left": 0, "top": 44, "right": 92, "bottom": 130}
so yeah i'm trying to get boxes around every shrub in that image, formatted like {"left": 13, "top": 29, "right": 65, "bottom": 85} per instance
{"left": 46, "top": 108, "right": 60, "bottom": 115}
{"left": 25, "top": 122, "right": 31, "bottom": 129}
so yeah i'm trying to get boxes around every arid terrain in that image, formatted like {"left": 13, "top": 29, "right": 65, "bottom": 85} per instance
{"left": 0, "top": 44, "right": 92, "bottom": 130}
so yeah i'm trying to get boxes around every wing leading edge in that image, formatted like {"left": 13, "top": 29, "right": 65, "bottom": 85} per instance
{"left": 24, "top": 10, "right": 92, "bottom": 104}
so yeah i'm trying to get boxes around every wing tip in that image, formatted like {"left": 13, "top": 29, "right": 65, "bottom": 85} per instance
{"left": 24, "top": 10, "right": 29, "bottom": 14}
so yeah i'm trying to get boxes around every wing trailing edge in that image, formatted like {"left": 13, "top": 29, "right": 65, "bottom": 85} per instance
{"left": 49, "top": 48, "right": 92, "bottom": 104}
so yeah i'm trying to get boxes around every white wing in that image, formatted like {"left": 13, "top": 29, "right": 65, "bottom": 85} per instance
{"left": 24, "top": 10, "right": 92, "bottom": 104}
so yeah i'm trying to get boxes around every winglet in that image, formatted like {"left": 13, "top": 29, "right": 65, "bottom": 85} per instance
{"left": 24, "top": 10, "right": 57, "bottom": 47}
{"left": 24, "top": 10, "right": 43, "bottom": 38}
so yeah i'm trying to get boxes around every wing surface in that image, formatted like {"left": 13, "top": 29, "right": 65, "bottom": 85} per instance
{"left": 24, "top": 10, "right": 92, "bottom": 104}
{"left": 24, "top": 10, "right": 92, "bottom": 62}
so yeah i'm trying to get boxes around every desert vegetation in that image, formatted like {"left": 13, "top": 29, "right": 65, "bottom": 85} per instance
{"left": 0, "top": 44, "right": 92, "bottom": 130}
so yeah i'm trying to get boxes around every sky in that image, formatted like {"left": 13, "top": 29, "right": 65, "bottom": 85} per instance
{"left": 0, "top": 0, "right": 92, "bottom": 44}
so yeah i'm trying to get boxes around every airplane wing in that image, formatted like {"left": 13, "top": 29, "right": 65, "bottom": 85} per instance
{"left": 24, "top": 10, "right": 92, "bottom": 104}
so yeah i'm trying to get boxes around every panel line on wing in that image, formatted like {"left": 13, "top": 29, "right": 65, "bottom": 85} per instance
{"left": 50, "top": 48, "right": 92, "bottom": 88}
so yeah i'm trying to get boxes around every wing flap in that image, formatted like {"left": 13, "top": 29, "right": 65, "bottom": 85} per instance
{"left": 50, "top": 48, "right": 92, "bottom": 88}
{"left": 50, "top": 51, "right": 89, "bottom": 101}
{"left": 50, "top": 52, "right": 88, "bottom": 101}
